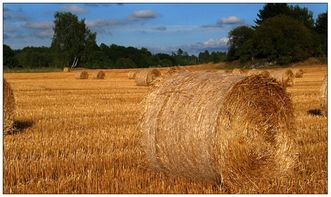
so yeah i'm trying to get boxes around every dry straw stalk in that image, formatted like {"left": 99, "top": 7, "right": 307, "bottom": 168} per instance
{"left": 135, "top": 69, "right": 161, "bottom": 86}
{"left": 140, "top": 71, "right": 296, "bottom": 192}
{"left": 4, "top": 79, "right": 15, "bottom": 134}
{"left": 76, "top": 71, "right": 89, "bottom": 79}
{"left": 320, "top": 74, "right": 327, "bottom": 116}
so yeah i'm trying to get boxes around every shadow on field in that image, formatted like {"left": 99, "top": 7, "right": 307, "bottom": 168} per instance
{"left": 12, "top": 120, "right": 34, "bottom": 134}
{"left": 307, "top": 109, "right": 322, "bottom": 116}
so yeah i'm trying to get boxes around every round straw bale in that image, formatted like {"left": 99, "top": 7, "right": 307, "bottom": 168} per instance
{"left": 76, "top": 71, "right": 89, "bottom": 79}
{"left": 94, "top": 70, "right": 106, "bottom": 79}
{"left": 294, "top": 69, "right": 304, "bottom": 78}
{"left": 320, "top": 74, "right": 327, "bottom": 116}
{"left": 135, "top": 69, "right": 161, "bottom": 86}
{"left": 270, "top": 70, "right": 295, "bottom": 87}
{"left": 63, "top": 67, "right": 70, "bottom": 72}
{"left": 128, "top": 71, "right": 136, "bottom": 79}
{"left": 141, "top": 71, "right": 296, "bottom": 191}
{"left": 4, "top": 79, "right": 15, "bottom": 134}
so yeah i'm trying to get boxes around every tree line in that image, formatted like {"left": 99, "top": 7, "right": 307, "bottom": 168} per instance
{"left": 4, "top": 4, "right": 327, "bottom": 69}
{"left": 3, "top": 12, "right": 226, "bottom": 70}
{"left": 227, "top": 3, "right": 327, "bottom": 65}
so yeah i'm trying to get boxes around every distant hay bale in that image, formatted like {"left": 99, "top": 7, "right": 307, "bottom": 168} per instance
{"left": 294, "top": 69, "right": 304, "bottom": 78}
{"left": 94, "top": 70, "right": 106, "bottom": 79}
{"left": 232, "top": 68, "right": 247, "bottom": 75}
{"left": 76, "top": 71, "right": 89, "bottom": 79}
{"left": 232, "top": 68, "right": 241, "bottom": 74}
{"left": 4, "top": 79, "right": 15, "bottom": 134}
{"left": 320, "top": 75, "right": 327, "bottom": 116}
{"left": 248, "top": 69, "right": 270, "bottom": 78}
{"left": 224, "top": 70, "right": 233, "bottom": 74}
{"left": 141, "top": 71, "right": 296, "bottom": 191}
{"left": 63, "top": 67, "right": 70, "bottom": 72}
{"left": 166, "top": 66, "right": 183, "bottom": 75}
{"left": 270, "top": 69, "right": 295, "bottom": 87}
{"left": 135, "top": 69, "right": 161, "bottom": 86}
{"left": 128, "top": 71, "right": 136, "bottom": 79}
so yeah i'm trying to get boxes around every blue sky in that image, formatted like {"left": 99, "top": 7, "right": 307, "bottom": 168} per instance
{"left": 3, "top": 3, "right": 328, "bottom": 54}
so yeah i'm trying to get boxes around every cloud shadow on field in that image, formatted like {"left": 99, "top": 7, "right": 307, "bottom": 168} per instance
{"left": 307, "top": 109, "right": 322, "bottom": 116}
{"left": 12, "top": 120, "right": 34, "bottom": 134}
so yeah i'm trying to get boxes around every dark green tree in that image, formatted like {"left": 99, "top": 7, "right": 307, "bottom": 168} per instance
{"left": 256, "top": 3, "right": 314, "bottom": 30}
{"left": 15, "top": 47, "right": 53, "bottom": 68}
{"left": 253, "top": 15, "right": 314, "bottom": 64}
{"left": 198, "top": 50, "right": 211, "bottom": 63}
{"left": 3, "top": 44, "right": 18, "bottom": 68}
{"left": 51, "top": 11, "right": 97, "bottom": 68}
{"left": 227, "top": 26, "right": 254, "bottom": 61}
{"left": 255, "top": 3, "right": 289, "bottom": 25}
{"left": 288, "top": 5, "right": 314, "bottom": 29}
{"left": 315, "top": 12, "right": 327, "bottom": 55}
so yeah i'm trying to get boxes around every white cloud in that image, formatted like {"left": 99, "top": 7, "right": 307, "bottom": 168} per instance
{"left": 218, "top": 16, "right": 242, "bottom": 25}
{"left": 63, "top": 5, "right": 87, "bottom": 14}
{"left": 24, "top": 22, "right": 53, "bottom": 30}
{"left": 86, "top": 19, "right": 127, "bottom": 28}
{"left": 153, "top": 26, "right": 167, "bottom": 31}
{"left": 36, "top": 30, "right": 53, "bottom": 39}
{"left": 4, "top": 7, "right": 28, "bottom": 21}
{"left": 129, "top": 10, "right": 158, "bottom": 19}
{"left": 202, "top": 38, "right": 229, "bottom": 48}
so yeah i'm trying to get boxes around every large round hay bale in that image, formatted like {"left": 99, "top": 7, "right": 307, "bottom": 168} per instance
{"left": 320, "top": 74, "right": 327, "bottom": 116}
{"left": 141, "top": 71, "right": 296, "bottom": 191}
{"left": 94, "top": 70, "right": 106, "bottom": 79}
{"left": 4, "top": 79, "right": 15, "bottom": 134}
{"left": 294, "top": 69, "right": 304, "bottom": 78}
{"left": 63, "top": 67, "right": 70, "bottom": 72}
{"left": 135, "top": 69, "right": 161, "bottom": 86}
{"left": 76, "top": 71, "right": 89, "bottom": 79}
{"left": 270, "top": 69, "right": 295, "bottom": 87}
{"left": 128, "top": 71, "right": 136, "bottom": 79}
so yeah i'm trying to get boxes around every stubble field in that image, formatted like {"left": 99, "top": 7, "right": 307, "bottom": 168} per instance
{"left": 3, "top": 63, "right": 327, "bottom": 194}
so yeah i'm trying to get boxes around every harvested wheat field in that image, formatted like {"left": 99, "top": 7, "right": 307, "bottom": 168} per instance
{"left": 3, "top": 64, "right": 327, "bottom": 194}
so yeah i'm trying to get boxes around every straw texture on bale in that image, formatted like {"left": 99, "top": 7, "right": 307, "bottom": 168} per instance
{"left": 224, "top": 70, "right": 233, "bottom": 74}
{"left": 320, "top": 75, "right": 327, "bottom": 116}
{"left": 135, "top": 69, "right": 161, "bottom": 86}
{"left": 294, "top": 69, "right": 304, "bottom": 78}
{"left": 270, "top": 69, "right": 295, "bottom": 87}
{"left": 63, "top": 67, "right": 70, "bottom": 72}
{"left": 128, "top": 71, "right": 136, "bottom": 79}
{"left": 141, "top": 71, "right": 296, "bottom": 191}
{"left": 4, "top": 79, "right": 15, "bottom": 134}
{"left": 76, "top": 71, "right": 89, "bottom": 79}
{"left": 94, "top": 70, "right": 106, "bottom": 79}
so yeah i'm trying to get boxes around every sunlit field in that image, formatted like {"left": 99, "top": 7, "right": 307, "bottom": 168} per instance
{"left": 3, "top": 63, "right": 327, "bottom": 194}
